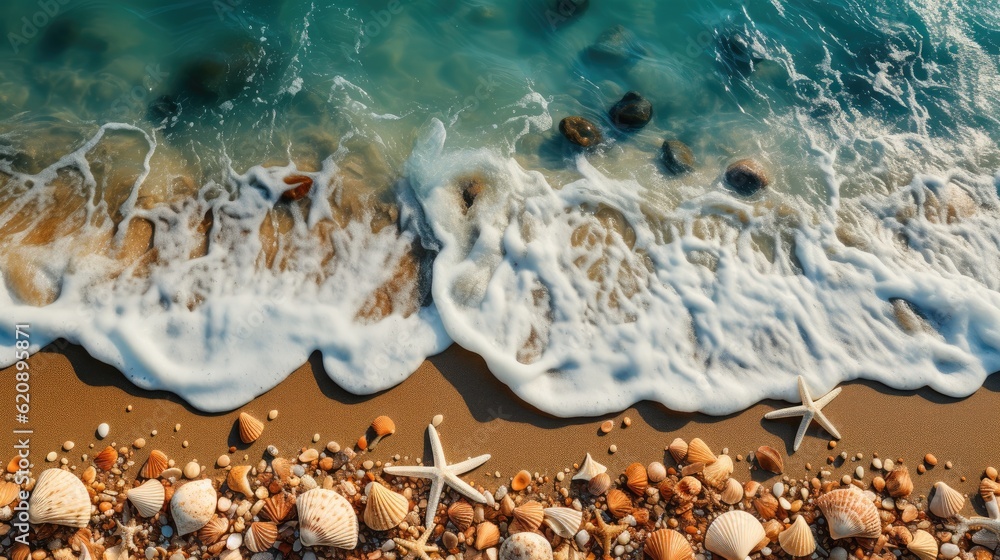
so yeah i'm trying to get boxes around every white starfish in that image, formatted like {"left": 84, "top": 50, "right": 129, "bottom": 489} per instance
{"left": 950, "top": 515, "right": 1000, "bottom": 545}
{"left": 383, "top": 423, "right": 491, "bottom": 528}
{"left": 763, "top": 376, "right": 842, "bottom": 452}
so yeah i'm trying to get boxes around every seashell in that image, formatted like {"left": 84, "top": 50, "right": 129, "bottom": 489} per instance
{"left": 744, "top": 481, "right": 761, "bottom": 499}
{"left": 647, "top": 462, "right": 667, "bottom": 483}
{"left": 885, "top": 467, "right": 913, "bottom": 498}
{"left": 668, "top": 438, "right": 688, "bottom": 463}
{"left": 589, "top": 473, "right": 612, "bottom": 496}
{"left": 238, "top": 413, "right": 264, "bottom": 444}
{"left": 245, "top": 521, "right": 278, "bottom": 553}
{"left": 448, "top": 501, "right": 474, "bottom": 531}
{"left": 705, "top": 510, "right": 766, "bottom": 560}
{"left": 271, "top": 458, "right": 293, "bottom": 481}
{"left": 371, "top": 415, "right": 396, "bottom": 437}
{"left": 357, "top": 435, "right": 368, "bottom": 451}
{"left": 262, "top": 493, "right": 294, "bottom": 523}
{"left": 606, "top": 489, "right": 633, "bottom": 518}
{"left": 126, "top": 479, "right": 165, "bottom": 518}
{"left": 28, "top": 468, "right": 91, "bottom": 528}
{"left": 686, "top": 438, "right": 716, "bottom": 465}
{"left": 625, "top": 463, "right": 649, "bottom": 495}
{"left": 512, "top": 470, "right": 532, "bottom": 492}
{"left": 363, "top": 482, "right": 408, "bottom": 531}
{"left": 0, "top": 481, "right": 19, "bottom": 506}
{"left": 929, "top": 481, "right": 965, "bottom": 519}
{"left": 297, "top": 488, "right": 358, "bottom": 549}
{"left": 476, "top": 520, "right": 501, "bottom": 550}
{"left": 11, "top": 543, "right": 30, "bottom": 560}
{"left": 720, "top": 478, "right": 745, "bottom": 505}
{"left": 94, "top": 446, "right": 118, "bottom": 471}
{"left": 645, "top": 529, "right": 695, "bottom": 560}
{"left": 227, "top": 465, "right": 254, "bottom": 497}
{"left": 980, "top": 478, "right": 1000, "bottom": 501}
{"left": 140, "top": 450, "right": 168, "bottom": 479}
{"left": 574, "top": 453, "right": 608, "bottom": 481}
{"left": 500, "top": 532, "right": 553, "bottom": 560}
{"left": 753, "top": 493, "right": 783, "bottom": 520}
{"left": 675, "top": 476, "right": 702, "bottom": 502}
{"left": 815, "top": 488, "right": 881, "bottom": 540}
{"left": 703, "top": 454, "right": 734, "bottom": 489}
{"left": 512, "top": 500, "right": 545, "bottom": 532}
{"left": 907, "top": 530, "right": 938, "bottom": 560}
{"left": 755, "top": 446, "right": 783, "bottom": 474}
{"left": 778, "top": 516, "right": 816, "bottom": 557}
{"left": 197, "top": 516, "right": 229, "bottom": 545}
{"left": 543, "top": 507, "right": 583, "bottom": 539}
{"left": 170, "top": 479, "right": 217, "bottom": 536}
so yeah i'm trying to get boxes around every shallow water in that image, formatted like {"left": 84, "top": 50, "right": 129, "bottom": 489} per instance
{"left": 1, "top": 0, "right": 1000, "bottom": 415}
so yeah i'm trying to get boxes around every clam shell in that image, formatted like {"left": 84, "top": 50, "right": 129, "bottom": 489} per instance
{"left": 543, "top": 507, "right": 583, "bottom": 539}
{"left": 170, "top": 479, "right": 217, "bottom": 536}
{"left": 500, "top": 532, "right": 553, "bottom": 560}
{"left": 644, "top": 529, "right": 694, "bottom": 560}
{"left": 262, "top": 492, "right": 294, "bottom": 523}
{"left": 720, "top": 478, "right": 744, "bottom": 505}
{"left": 589, "top": 473, "right": 612, "bottom": 496}
{"left": 907, "top": 530, "right": 938, "bottom": 560}
{"left": 363, "top": 482, "right": 408, "bottom": 531}
{"left": 574, "top": 453, "right": 608, "bottom": 481}
{"left": 703, "top": 454, "right": 734, "bottom": 489}
{"left": 28, "top": 468, "right": 91, "bottom": 528}
{"left": 755, "top": 446, "right": 783, "bottom": 474}
{"left": 227, "top": 465, "right": 254, "bottom": 498}
{"left": 476, "top": 521, "right": 501, "bottom": 550}
{"left": 126, "top": 479, "right": 165, "bottom": 518}
{"left": 668, "top": 438, "right": 688, "bottom": 463}
{"left": 94, "top": 446, "right": 118, "bottom": 471}
{"left": 778, "top": 516, "right": 816, "bottom": 557}
{"left": 625, "top": 463, "right": 649, "bottom": 495}
{"left": 815, "top": 488, "right": 881, "bottom": 540}
{"left": 371, "top": 416, "right": 396, "bottom": 437}
{"left": 140, "top": 450, "right": 168, "bottom": 479}
{"left": 885, "top": 467, "right": 913, "bottom": 498}
{"left": 686, "top": 438, "right": 716, "bottom": 465}
{"left": 297, "top": 488, "right": 358, "bottom": 549}
{"left": 0, "top": 481, "right": 19, "bottom": 506}
{"left": 980, "top": 478, "right": 1000, "bottom": 502}
{"left": 245, "top": 521, "right": 278, "bottom": 553}
{"left": 705, "top": 510, "right": 766, "bottom": 560}
{"left": 197, "top": 516, "right": 229, "bottom": 545}
{"left": 675, "top": 476, "right": 702, "bottom": 501}
{"left": 448, "top": 501, "right": 474, "bottom": 531}
{"left": 512, "top": 500, "right": 545, "bottom": 532}
{"left": 238, "top": 413, "right": 264, "bottom": 444}
{"left": 929, "top": 481, "right": 964, "bottom": 519}
{"left": 606, "top": 489, "right": 633, "bottom": 518}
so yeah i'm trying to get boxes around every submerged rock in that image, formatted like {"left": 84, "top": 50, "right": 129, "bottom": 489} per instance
{"left": 609, "top": 92, "right": 652, "bottom": 130}
{"left": 724, "top": 159, "right": 770, "bottom": 195}
{"left": 543, "top": 0, "right": 590, "bottom": 29}
{"left": 718, "top": 29, "right": 767, "bottom": 75}
{"left": 586, "top": 25, "right": 644, "bottom": 66}
{"left": 661, "top": 141, "right": 695, "bottom": 175}
{"left": 559, "top": 116, "right": 602, "bottom": 148}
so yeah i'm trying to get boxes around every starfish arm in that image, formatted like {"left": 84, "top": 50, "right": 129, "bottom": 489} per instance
{"left": 445, "top": 472, "right": 488, "bottom": 503}
{"left": 764, "top": 405, "right": 808, "bottom": 419}
{"left": 448, "top": 454, "right": 491, "bottom": 474}
{"left": 797, "top": 376, "right": 814, "bottom": 407}
{"left": 423, "top": 475, "right": 445, "bottom": 528}
{"left": 812, "top": 410, "right": 841, "bottom": 440}
{"left": 427, "top": 424, "right": 447, "bottom": 467}
{"left": 383, "top": 465, "right": 435, "bottom": 479}
{"left": 814, "top": 387, "right": 842, "bottom": 408}
{"left": 792, "top": 412, "right": 813, "bottom": 452}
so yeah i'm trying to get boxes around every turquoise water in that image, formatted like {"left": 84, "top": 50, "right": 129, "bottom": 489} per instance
{"left": 2, "top": 0, "right": 1000, "bottom": 415}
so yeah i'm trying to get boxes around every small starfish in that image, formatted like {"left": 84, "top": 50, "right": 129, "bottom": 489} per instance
{"left": 950, "top": 515, "right": 1000, "bottom": 544}
{"left": 764, "top": 375, "right": 842, "bottom": 452}
{"left": 383, "top": 424, "right": 491, "bottom": 528}
{"left": 585, "top": 509, "right": 630, "bottom": 560}
{"left": 114, "top": 517, "right": 142, "bottom": 553}
{"left": 393, "top": 524, "right": 440, "bottom": 560}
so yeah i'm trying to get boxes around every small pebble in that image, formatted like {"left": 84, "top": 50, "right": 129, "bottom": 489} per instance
{"left": 161, "top": 526, "right": 172, "bottom": 538}
{"left": 622, "top": 417, "right": 632, "bottom": 427}
{"left": 855, "top": 452, "right": 863, "bottom": 460}
{"left": 945, "top": 461, "right": 953, "bottom": 469}
{"left": 600, "top": 420, "right": 614, "bottom": 434}
{"left": 362, "top": 460, "right": 374, "bottom": 470}
{"left": 326, "top": 441, "right": 341, "bottom": 453}
{"left": 986, "top": 467, "right": 998, "bottom": 480}
{"left": 925, "top": 453, "right": 938, "bottom": 466}
{"left": 432, "top": 414, "right": 444, "bottom": 427}
{"left": 174, "top": 423, "right": 181, "bottom": 431}
{"left": 841, "top": 475, "right": 851, "bottom": 485}
{"left": 312, "top": 433, "right": 320, "bottom": 443}
{"left": 46, "top": 451, "right": 57, "bottom": 462}
{"left": 183, "top": 461, "right": 200, "bottom": 479}
{"left": 182, "top": 441, "right": 189, "bottom": 448}
{"left": 872, "top": 458, "right": 882, "bottom": 470}
{"left": 941, "top": 543, "right": 960, "bottom": 560}
{"left": 151, "top": 430, "right": 158, "bottom": 437}
{"left": 63, "top": 441, "right": 74, "bottom": 451}
{"left": 829, "top": 441, "right": 837, "bottom": 449}
{"left": 217, "top": 455, "right": 230, "bottom": 468}
{"left": 267, "top": 445, "right": 279, "bottom": 456}
{"left": 855, "top": 467, "right": 864, "bottom": 479}
{"left": 609, "top": 444, "right": 617, "bottom": 454}
{"left": 268, "top": 409, "right": 278, "bottom": 420}
{"left": 97, "top": 423, "right": 110, "bottom": 438}
{"left": 126, "top": 404, "right": 133, "bottom": 412}
{"left": 884, "top": 459, "right": 895, "bottom": 471}
{"left": 917, "top": 464, "right": 926, "bottom": 474}
{"left": 133, "top": 438, "right": 146, "bottom": 449}
{"left": 840, "top": 451, "right": 848, "bottom": 460}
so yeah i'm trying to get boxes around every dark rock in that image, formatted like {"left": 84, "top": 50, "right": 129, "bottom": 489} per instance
{"left": 718, "top": 29, "right": 766, "bottom": 75}
{"left": 459, "top": 175, "right": 487, "bottom": 211}
{"left": 559, "top": 116, "right": 602, "bottom": 148}
{"left": 609, "top": 92, "right": 652, "bottom": 130}
{"left": 146, "top": 95, "right": 180, "bottom": 124}
{"left": 586, "top": 25, "right": 644, "bottom": 66}
{"left": 543, "top": 0, "right": 590, "bottom": 29}
{"left": 724, "top": 159, "right": 770, "bottom": 195}
{"left": 661, "top": 141, "right": 695, "bottom": 175}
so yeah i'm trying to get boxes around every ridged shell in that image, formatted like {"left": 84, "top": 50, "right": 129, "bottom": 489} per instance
{"left": 225, "top": 465, "right": 252, "bottom": 498}
{"left": 363, "top": 482, "right": 408, "bottom": 531}
{"left": 815, "top": 488, "right": 881, "bottom": 540}
{"left": 574, "top": 453, "right": 608, "bottom": 481}
{"left": 28, "top": 468, "right": 91, "bottom": 528}
{"left": 476, "top": 521, "right": 501, "bottom": 550}
{"left": 675, "top": 476, "right": 702, "bottom": 501}
{"left": 11, "top": 543, "right": 29, "bottom": 560}
{"left": 720, "top": 478, "right": 744, "bottom": 505}
{"left": 907, "top": 530, "right": 938, "bottom": 560}
{"left": 885, "top": 467, "right": 913, "bottom": 498}
{"left": 238, "top": 413, "right": 264, "bottom": 444}
{"left": 140, "top": 450, "right": 168, "bottom": 479}
{"left": 625, "top": 463, "right": 649, "bottom": 495}
{"left": 686, "top": 438, "right": 716, "bottom": 465}
{"left": 703, "top": 454, "right": 734, "bottom": 489}
{"left": 126, "top": 479, "right": 165, "bottom": 518}
{"left": 753, "top": 493, "right": 783, "bottom": 520}
{"left": 589, "top": 473, "right": 612, "bottom": 496}
{"left": 512, "top": 500, "right": 545, "bottom": 532}
{"left": 778, "top": 516, "right": 816, "bottom": 557}
{"left": 271, "top": 457, "right": 293, "bottom": 481}
{"left": 980, "top": 478, "right": 1000, "bottom": 501}
{"left": 170, "top": 479, "right": 217, "bottom": 536}
{"left": 297, "top": 488, "right": 358, "bottom": 549}
{"left": 262, "top": 493, "right": 294, "bottom": 523}
{"left": 0, "top": 481, "right": 19, "bottom": 506}
{"left": 245, "top": 521, "right": 278, "bottom": 553}
{"left": 606, "top": 489, "right": 633, "bottom": 518}
{"left": 929, "top": 481, "right": 965, "bottom": 519}
{"left": 448, "top": 501, "right": 474, "bottom": 531}
{"left": 705, "top": 510, "right": 766, "bottom": 560}
{"left": 755, "top": 446, "right": 783, "bottom": 474}
{"left": 371, "top": 416, "right": 396, "bottom": 437}
{"left": 543, "top": 507, "right": 584, "bottom": 539}
{"left": 197, "top": 516, "right": 229, "bottom": 545}
{"left": 668, "top": 438, "right": 688, "bottom": 463}
{"left": 500, "top": 532, "right": 552, "bottom": 560}
{"left": 94, "top": 446, "right": 118, "bottom": 471}
{"left": 644, "top": 529, "right": 695, "bottom": 560}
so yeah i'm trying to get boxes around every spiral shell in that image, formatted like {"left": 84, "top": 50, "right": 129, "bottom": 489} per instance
{"left": 126, "top": 479, "right": 165, "bottom": 518}
{"left": 140, "top": 450, "right": 168, "bottom": 479}
{"left": 589, "top": 472, "right": 612, "bottom": 496}
{"left": 625, "top": 463, "right": 649, "bottom": 495}
{"left": 907, "top": 530, "right": 938, "bottom": 560}
{"left": 363, "top": 482, "right": 408, "bottom": 531}
{"left": 668, "top": 438, "right": 688, "bottom": 463}
{"left": 755, "top": 446, "right": 783, "bottom": 474}
{"left": 687, "top": 438, "right": 716, "bottom": 465}
{"left": 448, "top": 501, "right": 474, "bottom": 531}
{"left": 720, "top": 478, "right": 744, "bottom": 505}
{"left": 778, "top": 516, "right": 816, "bottom": 557}
{"left": 606, "top": 489, "right": 633, "bottom": 518}
{"left": 297, "top": 488, "right": 358, "bottom": 549}
{"left": 227, "top": 465, "right": 254, "bottom": 498}
{"left": 929, "top": 481, "right": 964, "bottom": 519}
{"left": 815, "top": 488, "right": 881, "bottom": 540}
{"left": 574, "top": 453, "right": 608, "bottom": 481}
{"left": 705, "top": 510, "right": 766, "bottom": 560}
{"left": 703, "top": 454, "right": 734, "bottom": 489}
{"left": 197, "top": 516, "right": 229, "bottom": 545}
{"left": 644, "top": 529, "right": 694, "bottom": 560}
{"left": 512, "top": 500, "right": 545, "bottom": 532}
{"left": 170, "top": 479, "right": 217, "bottom": 536}
{"left": 28, "top": 468, "right": 91, "bottom": 528}
{"left": 543, "top": 507, "right": 583, "bottom": 539}
{"left": 94, "top": 446, "right": 118, "bottom": 471}
{"left": 238, "top": 413, "right": 264, "bottom": 444}
{"left": 245, "top": 521, "right": 278, "bottom": 553}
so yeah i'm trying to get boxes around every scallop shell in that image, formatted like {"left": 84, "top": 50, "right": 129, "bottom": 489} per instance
{"left": 675, "top": 476, "right": 702, "bottom": 502}
{"left": 448, "top": 501, "right": 474, "bottom": 531}
{"left": 668, "top": 438, "right": 688, "bottom": 464}
{"left": 0, "top": 481, "right": 19, "bottom": 506}
{"left": 476, "top": 521, "right": 501, "bottom": 550}
{"left": 885, "top": 467, "right": 913, "bottom": 498}
{"left": 271, "top": 457, "right": 293, "bottom": 481}
{"left": 686, "top": 438, "right": 716, "bottom": 465}
{"left": 703, "top": 454, "right": 734, "bottom": 489}
{"left": 500, "top": 532, "right": 552, "bottom": 560}
{"left": 625, "top": 463, "right": 649, "bottom": 495}
{"left": 126, "top": 479, "right": 165, "bottom": 518}
{"left": 245, "top": 521, "right": 279, "bottom": 553}
{"left": 28, "top": 468, "right": 91, "bottom": 528}
{"left": 297, "top": 488, "right": 358, "bottom": 549}
{"left": 197, "top": 516, "right": 229, "bottom": 545}
{"left": 11, "top": 543, "right": 29, "bottom": 560}
{"left": 815, "top": 488, "right": 881, "bottom": 540}
{"left": 907, "top": 530, "right": 938, "bottom": 560}
{"left": 262, "top": 493, "right": 294, "bottom": 523}
{"left": 140, "top": 450, "right": 168, "bottom": 479}
{"left": 170, "top": 479, "right": 217, "bottom": 536}
{"left": 589, "top": 473, "right": 612, "bottom": 496}
{"left": 574, "top": 453, "right": 608, "bottom": 481}
{"left": 720, "top": 478, "right": 745, "bottom": 505}
{"left": 705, "top": 510, "right": 766, "bottom": 560}
{"left": 929, "top": 481, "right": 965, "bottom": 519}
{"left": 371, "top": 416, "right": 396, "bottom": 437}
{"left": 606, "top": 489, "right": 633, "bottom": 518}
{"left": 644, "top": 529, "right": 695, "bottom": 560}
{"left": 238, "top": 413, "right": 264, "bottom": 444}
{"left": 94, "top": 446, "right": 118, "bottom": 471}
{"left": 755, "top": 446, "right": 783, "bottom": 474}
{"left": 363, "top": 482, "right": 408, "bottom": 531}
{"left": 753, "top": 493, "right": 783, "bottom": 520}
{"left": 543, "top": 507, "right": 584, "bottom": 539}
{"left": 778, "top": 516, "right": 816, "bottom": 557}
{"left": 227, "top": 465, "right": 254, "bottom": 498}
{"left": 512, "top": 500, "right": 545, "bottom": 532}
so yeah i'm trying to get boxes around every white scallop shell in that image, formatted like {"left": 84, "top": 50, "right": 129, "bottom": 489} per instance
{"left": 500, "top": 532, "right": 553, "bottom": 560}
{"left": 28, "top": 468, "right": 91, "bottom": 527}
{"left": 815, "top": 488, "right": 881, "bottom": 540}
{"left": 170, "top": 479, "right": 217, "bottom": 536}
{"left": 297, "top": 488, "right": 358, "bottom": 549}
{"left": 363, "top": 482, "right": 408, "bottom": 531}
{"left": 704, "top": 510, "right": 766, "bottom": 560}
{"left": 929, "top": 481, "right": 964, "bottom": 519}
{"left": 778, "top": 516, "right": 816, "bottom": 557}
{"left": 572, "top": 453, "right": 607, "bottom": 482}
{"left": 127, "top": 479, "right": 165, "bottom": 518}
{"left": 907, "top": 530, "right": 938, "bottom": 560}
{"left": 668, "top": 438, "right": 688, "bottom": 463}
{"left": 720, "top": 478, "right": 744, "bottom": 505}
{"left": 543, "top": 507, "right": 584, "bottom": 539}
{"left": 703, "top": 454, "right": 734, "bottom": 489}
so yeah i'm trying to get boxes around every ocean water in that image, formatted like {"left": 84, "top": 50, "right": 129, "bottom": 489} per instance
{"left": 1, "top": 0, "right": 1000, "bottom": 415}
